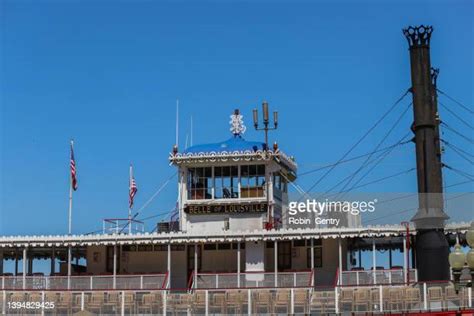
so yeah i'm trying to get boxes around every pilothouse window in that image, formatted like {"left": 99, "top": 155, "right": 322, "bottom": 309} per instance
{"left": 187, "top": 164, "right": 266, "bottom": 200}
{"left": 214, "top": 166, "right": 238, "bottom": 199}
{"left": 241, "top": 164, "right": 265, "bottom": 198}
{"left": 187, "top": 167, "right": 212, "bottom": 200}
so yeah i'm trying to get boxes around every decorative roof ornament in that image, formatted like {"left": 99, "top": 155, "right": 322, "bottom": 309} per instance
{"left": 229, "top": 109, "right": 246, "bottom": 136}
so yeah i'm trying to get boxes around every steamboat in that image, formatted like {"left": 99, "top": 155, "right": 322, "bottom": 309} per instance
{"left": 0, "top": 25, "right": 473, "bottom": 315}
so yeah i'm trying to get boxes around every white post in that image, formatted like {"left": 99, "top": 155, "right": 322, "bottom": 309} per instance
{"left": 81, "top": 292, "right": 84, "bottom": 311}
{"left": 423, "top": 282, "right": 427, "bottom": 310}
{"left": 128, "top": 165, "right": 132, "bottom": 235}
{"left": 372, "top": 238, "right": 376, "bottom": 284}
{"left": 22, "top": 248, "right": 26, "bottom": 290}
{"left": 90, "top": 276, "right": 93, "bottom": 290}
{"left": 121, "top": 291, "right": 125, "bottom": 316}
{"left": 379, "top": 285, "right": 383, "bottom": 312}
{"left": 67, "top": 246, "right": 72, "bottom": 289}
{"left": 334, "top": 287, "right": 339, "bottom": 314}
{"left": 205, "top": 290, "right": 209, "bottom": 316}
{"left": 293, "top": 272, "right": 296, "bottom": 287}
{"left": 274, "top": 241, "right": 278, "bottom": 287}
{"left": 41, "top": 291, "right": 45, "bottom": 316}
{"left": 2, "top": 290, "right": 5, "bottom": 315}
{"left": 237, "top": 243, "right": 241, "bottom": 288}
{"left": 468, "top": 287, "right": 472, "bottom": 308}
{"left": 310, "top": 239, "right": 314, "bottom": 270}
{"left": 113, "top": 244, "right": 117, "bottom": 289}
{"left": 290, "top": 288, "right": 294, "bottom": 314}
{"left": 140, "top": 275, "right": 143, "bottom": 289}
{"left": 215, "top": 274, "right": 219, "bottom": 289}
{"left": 338, "top": 238, "right": 342, "bottom": 285}
{"left": 356, "top": 271, "right": 359, "bottom": 285}
{"left": 167, "top": 244, "right": 171, "bottom": 288}
{"left": 247, "top": 289, "right": 252, "bottom": 316}
{"left": 194, "top": 244, "right": 198, "bottom": 288}
{"left": 163, "top": 291, "right": 167, "bottom": 315}
{"left": 1, "top": 277, "right": 3, "bottom": 290}
{"left": 403, "top": 237, "right": 407, "bottom": 284}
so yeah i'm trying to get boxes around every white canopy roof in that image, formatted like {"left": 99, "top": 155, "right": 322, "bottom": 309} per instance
{"left": 0, "top": 222, "right": 470, "bottom": 248}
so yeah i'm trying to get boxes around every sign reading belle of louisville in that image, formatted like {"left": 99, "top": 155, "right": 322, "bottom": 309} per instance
{"left": 184, "top": 202, "right": 268, "bottom": 214}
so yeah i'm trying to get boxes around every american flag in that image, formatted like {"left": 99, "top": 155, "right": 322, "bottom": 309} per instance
{"left": 129, "top": 166, "right": 138, "bottom": 208}
{"left": 70, "top": 143, "right": 78, "bottom": 191}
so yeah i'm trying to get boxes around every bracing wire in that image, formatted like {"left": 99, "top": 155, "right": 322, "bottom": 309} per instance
{"left": 443, "top": 141, "right": 474, "bottom": 165}
{"left": 437, "top": 88, "right": 474, "bottom": 115}
{"left": 439, "top": 101, "right": 474, "bottom": 130}
{"left": 298, "top": 139, "right": 412, "bottom": 177}
{"left": 442, "top": 122, "right": 474, "bottom": 145}
{"left": 302, "top": 89, "right": 410, "bottom": 196}
{"left": 338, "top": 103, "right": 412, "bottom": 194}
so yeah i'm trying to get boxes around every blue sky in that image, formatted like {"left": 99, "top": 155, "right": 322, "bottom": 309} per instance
{"left": 1, "top": 0, "right": 473, "bottom": 237}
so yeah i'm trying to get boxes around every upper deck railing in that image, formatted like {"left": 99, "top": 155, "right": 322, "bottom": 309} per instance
{"left": 188, "top": 270, "right": 314, "bottom": 289}
{"left": 1, "top": 273, "right": 168, "bottom": 291}
{"left": 338, "top": 268, "right": 418, "bottom": 286}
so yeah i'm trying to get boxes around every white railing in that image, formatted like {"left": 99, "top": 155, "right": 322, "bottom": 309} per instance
{"left": 1, "top": 282, "right": 472, "bottom": 315}
{"left": 339, "top": 268, "right": 417, "bottom": 286}
{"left": 191, "top": 270, "right": 313, "bottom": 289}
{"left": 1, "top": 274, "right": 167, "bottom": 291}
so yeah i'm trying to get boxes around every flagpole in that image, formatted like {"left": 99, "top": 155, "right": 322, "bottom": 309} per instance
{"left": 129, "top": 164, "right": 132, "bottom": 234}
{"left": 67, "top": 139, "right": 73, "bottom": 289}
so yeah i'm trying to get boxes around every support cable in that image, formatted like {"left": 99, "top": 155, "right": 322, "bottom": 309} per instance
{"left": 298, "top": 139, "right": 412, "bottom": 177}
{"left": 439, "top": 101, "right": 474, "bottom": 130}
{"left": 442, "top": 141, "right": 474, "bottom": 165}
{"left": 324, "top": 168, "right": 416, "bottom": 198}
{"left": 302, "top": 89, "right": 410, "bottom": 196}
{"left": 338, "top": 103, "right": 412, "bottom": 194}
{"left": 442, "top": 122, "right": 474, "bottom": 145}
{"left": 313, "top": 142, "right": 405, "bottom": 199}
{"left": 444, "top": 164, "right": 474, "bottom": 181}
{"left": 437, "top": 88, "right": 474, "bottom": 115}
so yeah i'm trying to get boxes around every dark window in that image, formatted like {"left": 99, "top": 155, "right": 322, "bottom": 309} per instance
{"left": 138, "top": 245, "right": 152, "bottom": 252}
{"left": 218, "top": 243, "right": 231, "bottom": 250}
{"left": 154, "top": 245, "right": 167, "bottom": 251}
{"left": 171, "top": 245, "right": 185, "bottom": 251}
{"left": 187, "top": 245, "right": 202, "bottom": 272}
{"left": 307, "top": 247, "right": 323, "bottom": 268}
{"left": 266, "top": 241, "right": 274, "bottom": 248}
{"left": 278, "top": 241, "right": 292, "bottom": 270}
{"left": 105, "top": 246, "right": 120, "bottom": 273}
{"left": 293, "top": 240, "right": 306, "bottom": 247}
{"left": 204, "top": 244, "right": 217, "bottom": 251}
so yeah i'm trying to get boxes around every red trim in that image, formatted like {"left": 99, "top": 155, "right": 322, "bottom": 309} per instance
{"left": 187, "top": 270, "right": 195, "bottom": 289}
{"left": 308, "top": 269, "right": 314, "bottom": 287}
{"left": 161, "top": 272, "right": 169, "bottom": 289}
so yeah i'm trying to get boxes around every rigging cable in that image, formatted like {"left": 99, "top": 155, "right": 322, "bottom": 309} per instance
{"left": 441, "top": 122, "right": 474, "bottom": 145}
{"left": 337, "top": 103, "right": 412, "bottom": 194}
{"left": 298, "top": 138, "right": 412, "bottom": 177}
{"left": 442, "top": 140, "right": 474, "bottom": 165}
{"left": 439, "top": 101, "right": 474, "bottom": 131}
{"left": 437, "top": 88, "right": 474, "bottom": 116}
{"left": 301, "top": 89, "right": 410, "bottom": 197}
{"left": 444, "top": 164, "right": 474, "bottom": 182}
